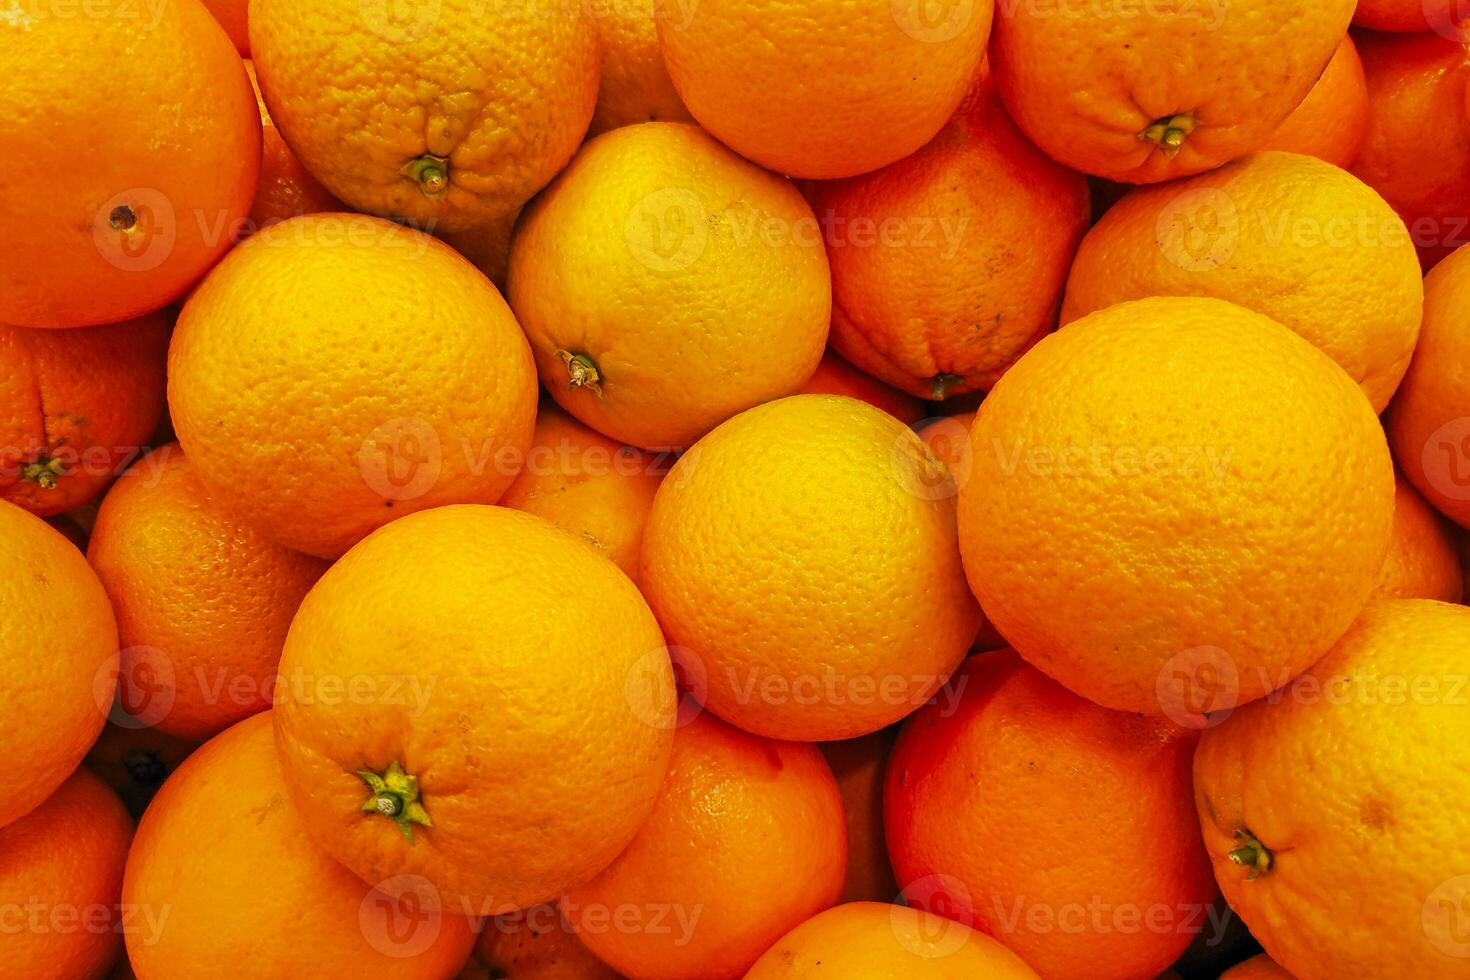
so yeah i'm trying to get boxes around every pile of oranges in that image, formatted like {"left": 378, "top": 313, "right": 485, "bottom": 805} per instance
{"left": 5, "top": 0, "right": 1470, "bottom": 977}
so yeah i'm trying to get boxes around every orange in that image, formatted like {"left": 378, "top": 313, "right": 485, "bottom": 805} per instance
{"left": 243, "top": 62, "right": 340, "bottom": 231}
{"left": 1261, "top": 36, "right": 1369, "bottom": 169}
{"left": 1, "top": 769, "right": 132, "bottom": 980}
{"left": 2, "top": 500, "right": 117, "bottom": 828}
{"left": 274, "top": 506, "right": 676, "bottom": 913}
{"left": 82, "top": 722, "right": 198, "bottom": 820}
{"left": 459, "top": 905, "right": 620, "bottom": 980}
{"left": 564, "top": 711, "right": 846, "bottom": 980}
{"left": 959, "top": 298, "right": 1394, "bottom": 717}
{"left": 657, "top": 0, "right": 990, "bottom": 179}
{"left": 1374, "top": 473, "right": 1463, "bottom": 602}
{"left": 250, "top": 0, "right": 597, "bottom": 232}
{"left": 1388, "top": 242, "right": 1470, "bottom": 528}
{"left": 820, "top": 728, "right": 900, "bottom": 904}
{"left": 588, "top": 0, "right": 691, "bottom": 135}
{"left": 1194, "top": 600, "right": 1470, "bottom": 978}
{"left": 745, "top": 902, "right": 1041, "bottom": 979}
{"left": 641, "top": 395, "right": 981, "bottom": 741}
{"left": 439, "top": 207, "right": 521, "bottom": 292}
{"left": 0, "top": 316, "right": 169, "bottom": 516}
{"left": 1354, "top": 0, "right": 1466, "bottom": 31}
{"left": 805, "top": 72, "right": 1089, "bottom": 401}
{"left": 167, "top": 213, "right": 537, "bottom": 559}
{"left": 800, "top": 350, "right": 925, "bottom": 426}
{"left": 508, "top": 123, "right": 830, "bottom": 451}
{"left": 87, "top": 446, "right": 330, "bottom": 740}
{"left": 1352, "top": 32, "right": 1470, "bottom": 270}
{"left": 0, "top": 2, "right": 259, "bottom": 328}
{"left": 202, "top": 0, "right": 250, "bottom": 55}
{"left": 498, "top": 403, "right": 667, "bottom": 586}
{"left": 1062, "top": 151, "right": 1423, "bottom": 412}
{"left": 123, "top": 713, "right": 476, "bottom": 978}
{"left": 991, "top": 0, "right": 1354, "bottom": 183}
{"left": 886, "top": 652, "right": 1215, "bottom": 980}
{"left": 1221, "top": 954, "right": 1295, "bottom": 979}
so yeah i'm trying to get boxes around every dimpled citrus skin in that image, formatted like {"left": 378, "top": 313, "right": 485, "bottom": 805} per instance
{"left": 499, "top": 404, "right": 666, "bottom": 586}
{"left": 885, "top": 652, "right": 1215, "bottom": 980}
{"left": 641, "top": 395, "right": 981, "bottom": 741}
{"left": 1194, "top": 600, "right": 1470, "bottom": 979}
{"left": 0, "top": 2, "right": 259, "bottom": 328}
{"left": 0, "top": 316, "right": 169, "bottom": 517}
{"left": 960, "top": 298, "right": 1394, "bottom": 716}
{"left": 508, "top": 124, "right": 830, "bottom": 451}
{"left": 250, "top": 0, "right": 597, "bottom": 232}
{"left": 87, "top": 447, "right": 330, "bottom": 741}
{"left": 1373, "top": 473, "right": 1463, "bottom": 602}
{"left": 745, "top": 902, "right": 1041, "bottom": 980}
{"left": 1221, "top": 954, "right": 1295, "bottom": 980}
{"left": 244, "top": 62, "right": 341, "bottom": 230}
{"left": 1354, "top": 0, "right": 1465, "bottom": 31}
{"left": 0, "top": 501, "right": 118, "bottom": 829}
{"left": 462, "top": 906, "right": 621, "bottom": 980}
{"left": 1388, "top": 244, "right": 1470, "bottom": 528}
{"left": 1260, "top": 36, "right": 1368, "bottom": 169}
{"left": 1351, "top": 33, "right": 1470, "bottom": 270}
{"left": 799, "top": 350, "right": 925, "bottom": 426}
{"left": 439, "top": 206, "right": 520, "bottom": 292}
{"left": 806, "top": 72, "right": 1089, "bottom": 401}
{"left": 1062, "top": 152, "right": 1423, "bottom": 413}
{"left": 588, "top": 0, "right": 691, "bottom": 135}
{"left": 168, "top": 213, "right": 537, "bottom": 560}
{"left": 991, "top": 0, "right": 1354, "bottom": 184}
{"left": 565, "top": 712, "right": 846, "bottom": 980}
{"left": 1, "top": 770, "right": 132, "bottom": 980}
{"left": 274, "top": 506, "right": 676, "bottom": 914}
{"left": 657, "top": 0, "right": 990, "bottom": 180}
{"left": 124, "top": 713, "right": 477, "bottom": 979}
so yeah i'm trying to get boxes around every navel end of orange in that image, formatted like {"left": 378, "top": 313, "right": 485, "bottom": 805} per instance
{"left": 557, "top": 349, "right": 604, "bottom": 397}
{"left": 1139, "top": 114, "right": 1197, "bottom": 159}
{"left": 357, "top": 761, "right": 433, "bottom": 843}
{"left": 1228, "top": 828, "right": 1273, "bottom": 880}
{"left": 402, "top": 154, "right": 451, "bottom": 199}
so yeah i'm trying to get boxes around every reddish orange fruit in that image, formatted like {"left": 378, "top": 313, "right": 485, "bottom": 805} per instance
{"left": 1261, "top": 35, "right": 1368, "bottom": 169}
{"left": 820, "top": 728, "right": 900, "bottom": 904}
{"left": 82, "top": 721, "right": 198, "bottom": 820}
{"left": 244, "top": 62, "right": 340, "bottom": 231}
{"left": 1355, "top": 0, "right": 1466, "bottom": 31}
{"left": 800, "top": 351, "right": 925, "bottom": 426}
{"left": 1374, "top": 473, "right": 1463, "bottom": 602}
{"left": 886, "top": 652, "right": 1216, "bottom": 979}
{"left": 460, "top": 905, "right": 620, "bottom": 979}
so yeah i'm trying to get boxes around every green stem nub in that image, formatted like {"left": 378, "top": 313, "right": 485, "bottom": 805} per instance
{"left": 1138, "top": 114, "right": 1197, "bottom": 160}
{"left": 403, "top": 155, "right": 450, "bottom": 199}
{"left": 357, "top": 761, "right": 432, "bottom": 843}
{"left": 21, "top": 457, "right": 66, "bottom": 489}
{"left": 557, "top": 350, "right": 604, "bottom": 397}
{"left": 930, "top": 373, "right": 964, "bottom": 401}
{"left": 1228, "top": 828, "right": 1273, "bottom": 880}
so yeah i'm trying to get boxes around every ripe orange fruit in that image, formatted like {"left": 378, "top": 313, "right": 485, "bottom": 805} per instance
{"left": 800, "top": 350, "right": 925, "bottom": 426}
{"left": 1, "top": 769, "right": 132, "bottom": 980}
{"left": 439, "top": 207, "right": 521, "bottom": 293}
{"left": 250, "top": 0, "right": 597, "bottom": 232}
{"left": 82, "top": 721, "right": 197, "bottom": 820}
{"left": 959, "top": 298, "right": 1394, "bottom": 717}
{"left": 1261, "top": 35, "right": 1368, "bottom": 169}
{"left": 508, "top": 123, "right": 830, "bottom": 451}
{"left": 167, "top": 213, "right": 537, "bottom": 559}
{"left": 820, "top": 728, "right": 900, "bottom": 904}
{"left": 87, "top": 446, "right": 330, "bottom": 740}
{"left": 0, "top": 316, "right": 169, "bottom": 516}
{"left": 564, "top": 711, "right": 846, "bottom": 980}
{"left": 1352, "top": 33, "right": 1470, "bottom": 269}
{"left": 641, "top": 395, "right": 981, "bottom": 741}
{"left": 1354, "top": 0, "right": 1465, "bottom": 31}
{"left": 1388, "top": 242, "right": 1470, "bottom": 528}
{"left": 274, "top": 506, "right": 676, "bottom": 913}
{"left": 124, "top": 713, "right": 476, "bottom": 978}
{"left": 460, "top": 905, "right": 620, "bottom": 980}
{"left": 243, "top": 62, "right": 340, "bottom": 231}
{"left": 0, "top": 3, "right": 260, "bottom": 328}
{"left": 886, "top": 652, "right": 1215, "bottom": 979}
{"left": 745, "top": 902, "right": 1041, "bottom": 979}
{"left": 991, "top": 0, "right": 1354, "bottom": 183}
{"left": 1374, "top": 473, "right": 1463, "bottom": 602}
{"left": 1062, "top": 151, "right": 1423, "bottom": 412}
{"left": 499, "top": 403, "right": 667, "bottom": 586}
{"left": 202, "top": 0, "right": 250, "bottom": 55}
{"left": 2, "top": 500, "right": 117, "bottom": 828}
{"left": 1194, "top": 599, "right": 1470, "bottom": 978}
{"left": 589, "top": 0, "right": 691, "bottom": 135}
{"left": 1221, "top": 954, "right": 1294, "bottom": 979}
{"left": 804, "top": 73, "right": 1089, "bottom": 401}
{"left": 657, "top": 0, "right": 990, "bottom": 179}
